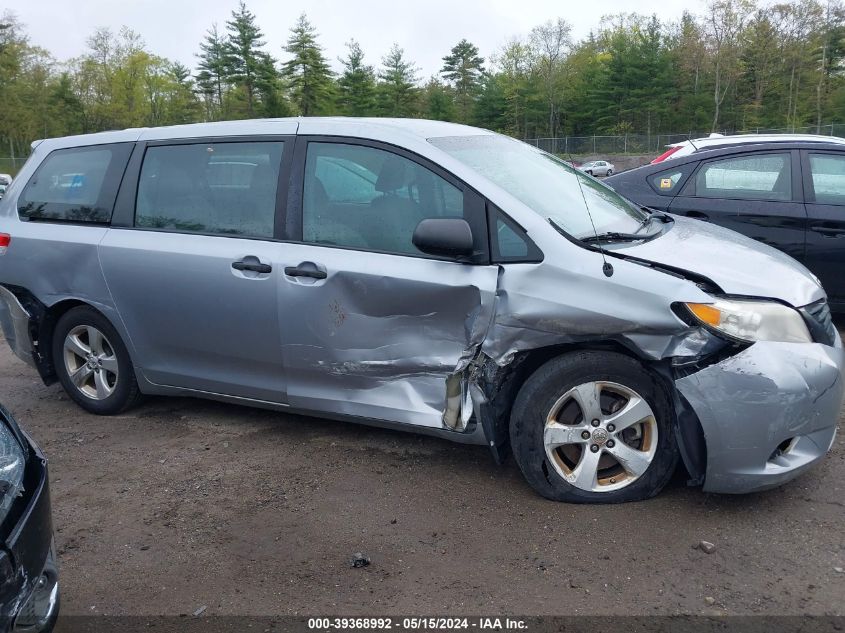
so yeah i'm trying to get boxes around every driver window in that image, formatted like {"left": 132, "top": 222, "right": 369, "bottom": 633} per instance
{"left": 303, "top": 142, "right": 464, "bottom": 255}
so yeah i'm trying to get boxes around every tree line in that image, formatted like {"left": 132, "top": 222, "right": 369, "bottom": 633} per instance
{"left": 2, "top": 0, "right": 845, "bottom": 162}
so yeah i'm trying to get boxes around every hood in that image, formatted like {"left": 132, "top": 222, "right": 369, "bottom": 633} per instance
{"left": 614, "top": 215, "right": 825, "bottom": 308}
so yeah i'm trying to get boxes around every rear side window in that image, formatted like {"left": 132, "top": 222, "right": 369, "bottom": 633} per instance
{"left": 135, "top": 141, "right": 284, "bottom": 238}
{"left": 648, "top": 164, "right": 693, "bottom": 195}
{"left": 693, "top": 153, "right": 792, "bottom": 201}
{"left": 808, "top": 154, "right": 845, "bottom": 205}
{"left": 18, "top": 143, "right": 132, "bottom": 223}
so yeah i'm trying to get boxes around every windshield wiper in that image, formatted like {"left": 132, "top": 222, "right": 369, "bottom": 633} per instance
{"left": 637, "top": 207, "right": 673, "bottom": 230}
{"left": 579, "top": 231, "right": 649, "bottom": 245}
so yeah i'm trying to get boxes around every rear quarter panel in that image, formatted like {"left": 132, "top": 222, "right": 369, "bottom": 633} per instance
{"left": 0, "top": 137, "right": 140, "bottom": 360}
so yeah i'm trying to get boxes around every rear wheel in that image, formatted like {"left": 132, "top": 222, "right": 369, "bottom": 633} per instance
{"left": 52, "top": 307, "right": 142, "bottom": 415}
{"left": 510, "top": 351, "right": 679, "bottom": 503}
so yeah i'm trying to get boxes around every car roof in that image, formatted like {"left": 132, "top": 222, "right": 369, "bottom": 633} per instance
{"left": 668, "top": 140, "right": 845, "bottom": 162}
{"left": 609, "top": 140, "right": 845, "bottom": 181}
{"left": 670, "top": 133, "right": 845, "bottom": 149}
{"left": 33, "top": 117, "right": 491, "bottom": 152}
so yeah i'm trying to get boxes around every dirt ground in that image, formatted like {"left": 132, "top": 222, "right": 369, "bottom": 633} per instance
{"left": 1, "top": 335, "right": 844, "bottom": 621}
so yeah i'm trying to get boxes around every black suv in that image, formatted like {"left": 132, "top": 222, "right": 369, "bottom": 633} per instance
{"left": 607, "top": 141, "right": 845, "bottom": 310}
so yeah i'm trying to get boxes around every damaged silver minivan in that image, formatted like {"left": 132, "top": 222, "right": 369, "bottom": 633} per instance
{"left": 0, "top": 118, "right": 842, "bottom": 503}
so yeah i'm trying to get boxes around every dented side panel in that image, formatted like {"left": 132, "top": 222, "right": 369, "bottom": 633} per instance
{"left": 276, "top": 243, "right": 499, "bottom": 428}
{"left": 274, "top": 235, "right": 725, "bottom": 438}
{"left": 482, "top": 255, "right": 717, "bottom": 366}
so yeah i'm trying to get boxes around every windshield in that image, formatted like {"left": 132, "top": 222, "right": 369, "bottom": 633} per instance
{"left": 429, "top": 135, "right": 646, "bottom": 239}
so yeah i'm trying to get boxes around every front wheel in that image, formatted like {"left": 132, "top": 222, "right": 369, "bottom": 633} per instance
{"left": 606, "top": 169, "right": 613, "bottom": 176}
{"left": 585, "top": 170, "right": 593, "bottom": 176}
{"left": 52, "top": 306, "right": 143, "bottom": 415}
{"left": 510, "top": 351, "right": 679, "bottom": 503}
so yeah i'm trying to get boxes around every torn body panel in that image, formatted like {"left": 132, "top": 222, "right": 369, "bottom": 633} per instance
{"left": 0, "top": 286, "right": 36, "bottom": 369}
{"left": 461, "top": 256, "right": 735, "bottom": 473}
{"left": 676, "top": 337, "right": 845, "bottom": 493}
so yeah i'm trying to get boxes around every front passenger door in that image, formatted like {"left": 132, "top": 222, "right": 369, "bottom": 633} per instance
{"left": 277, "top": 139, "right": 499, "bottom": 428}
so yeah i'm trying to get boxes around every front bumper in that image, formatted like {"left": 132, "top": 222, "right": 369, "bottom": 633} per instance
{"left": 0, "top": 416, "right": 58, "bottom": 633}
{"left": 676, "top": 337, "right": 845, "bottom": 494}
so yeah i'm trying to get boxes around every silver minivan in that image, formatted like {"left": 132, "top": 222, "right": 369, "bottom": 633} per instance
{"left": 0, "top": 118, "right": 841, "bottom": 503}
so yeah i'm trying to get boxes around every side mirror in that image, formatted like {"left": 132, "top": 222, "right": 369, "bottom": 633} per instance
{"left": 412, "top": 218, "right": 474, "bottom": 259}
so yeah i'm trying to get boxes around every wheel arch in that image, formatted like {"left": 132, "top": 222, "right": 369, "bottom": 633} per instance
{"left": 479, "top": 339, "right": 707, "bottom": 484}
{"left": 0, "top": 286, "right": 130, "bottom": 386}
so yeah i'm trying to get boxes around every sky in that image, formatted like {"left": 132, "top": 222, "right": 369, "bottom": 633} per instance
{"left": 6, "top": 0, "right": 701, "bottom": 77}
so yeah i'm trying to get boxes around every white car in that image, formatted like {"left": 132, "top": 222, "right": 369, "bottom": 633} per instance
{"left": 579, "top": 160, "right": 614, "bottom": 177}
{"left": 652, "top": 133, "right": 845, "bottom": 163}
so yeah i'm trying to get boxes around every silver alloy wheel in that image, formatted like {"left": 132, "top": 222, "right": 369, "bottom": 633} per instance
{"left": 63, "top": 325, "right": 119, "bottom": 400}
{"left": 543, "top": 381, "right": 658, "bottom": 493}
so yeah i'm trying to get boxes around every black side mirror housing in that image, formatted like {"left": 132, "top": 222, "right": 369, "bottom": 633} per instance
{"left": 412, "top": 218, "right": 474, "bottom": 259}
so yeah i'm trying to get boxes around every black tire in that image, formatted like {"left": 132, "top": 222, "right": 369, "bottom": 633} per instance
{"left": 585, "top": 170, "right": 593, "bottom": 176}
{"left": 510, "top": 350, "right": 679, "bottom": 503}
{"left": 606, "top": 169, "right": 613, "bottom": 176}
{"left": 52, "top": 306, "right": 143, "bottom": 415}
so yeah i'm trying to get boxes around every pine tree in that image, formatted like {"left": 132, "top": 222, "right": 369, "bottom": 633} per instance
{"left": 224, "top": 1, "right": 277, "bottom": 117}
{"left": 195, "top": 24, "right": 228, "bottom": 119}
{"left": 378, "top": 44, "right": 419, "bottom": 116}
{"left": 337, "top": 39, "right": 376, "bottom": 116}
{"left": 440, "top": 39, "right": 484, "bottom": 122}
{"left": 282, "top": 13, "right": 334, "bottom": 116}
{"left": 423, "top": 77, "right": 454, "bottom": 121}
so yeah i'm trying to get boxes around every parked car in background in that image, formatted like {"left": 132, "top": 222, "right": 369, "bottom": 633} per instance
{"left": 0, "top": 175, "right": 11, "bottom": 187}
{"left": 607, "top": 140, "right": 845, "bottom": 311}
{"left": 0, "top": 119, "right": 841, "bottom": 504}
{"left": 579, "top": 160, "right": 614, "bottom": 176}
{"left": 0, "top": 185, "right": 6, "bottom": 200}
{"left": 0, "top": 405, "right": 58, "bottom": 632}
{"left": 650, "top": 133, "right": 845, "bottom": 164}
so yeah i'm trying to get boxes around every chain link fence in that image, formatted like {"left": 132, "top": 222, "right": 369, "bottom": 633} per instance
{"left": 3, "top": 124, "right": 845, "bottom": 175}
{"left": 0, "top": 157, "right": 28, "bottom": 177}
{"left": 526, "top": 124, "right": 845, "bottom": 156}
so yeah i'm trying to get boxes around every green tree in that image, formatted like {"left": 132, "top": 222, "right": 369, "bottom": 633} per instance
{"left": 473, "top": 73, "right": 508, "bottom": 131}
{"left": 195, "top": 24, "right": 228, "bottom": 119}
{"left": 706, "top": 0, "right": 755, "bottom": 131}
{"left": 440, "top": 39, "right": 484, "bottom": 122}
{"left": 224, "top": 1, "right": 277, "bottom": 117}
{"left": 378, "top": 43, "right": 419, "bottom": 116}
{"left": 492, "top": 38, "right": 536, "bottom": 137}
{"left": 337, "top": 39, "right": 377, "bottom": 116}
{"left": 422, "top": 77, "right": 454, "bottom": 120}
{"left": 530, "top": 18, "right": 572, "bottom": 136}
{"left": 282, "top": 13, "right": 334, "bottom": 116}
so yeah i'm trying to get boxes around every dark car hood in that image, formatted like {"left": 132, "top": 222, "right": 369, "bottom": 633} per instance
{"left": 615, "top": 215, "right": 825, "bottom": 308}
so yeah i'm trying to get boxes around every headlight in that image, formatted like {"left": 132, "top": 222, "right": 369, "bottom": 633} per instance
{"left": 0, "top": 418, "right": 25, "bottom": 520}
{"left": 684, "top": 297, "right": 812, "bottom": 343}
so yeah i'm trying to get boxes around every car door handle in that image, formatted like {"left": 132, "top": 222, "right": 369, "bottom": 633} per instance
{"left": 810, "top": 226, "right": 845, "bottom": 237}
{"left": 232, "top": 260, "right": 272, "bottom": 273}
{"left": 284, "top": 266, "right": 327, "bottom": 279}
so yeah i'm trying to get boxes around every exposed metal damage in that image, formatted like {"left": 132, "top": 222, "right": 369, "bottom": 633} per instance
{"left": 434, "top": 259, "right": 733, "bottom": 463}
